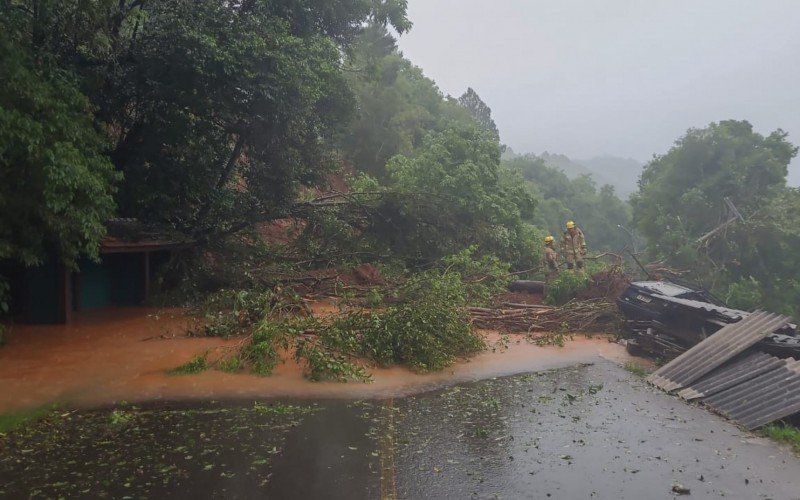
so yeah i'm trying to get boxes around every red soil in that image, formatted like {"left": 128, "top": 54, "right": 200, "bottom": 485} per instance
{"left": 0, "top": 304, "right": 631, "bottom": 413}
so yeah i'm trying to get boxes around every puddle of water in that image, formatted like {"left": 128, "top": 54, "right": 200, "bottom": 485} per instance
{"left": 0, "top": 307, "right": 632, "bottom": 412}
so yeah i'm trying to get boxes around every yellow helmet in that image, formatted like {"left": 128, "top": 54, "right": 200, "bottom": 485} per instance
{"left": 566, "top": 221, "right": 576, "bottom": 229}
{"left": 544, "top": 235, "right": 554, "bottom": 244}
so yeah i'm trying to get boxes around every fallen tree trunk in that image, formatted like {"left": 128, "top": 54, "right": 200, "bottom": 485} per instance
{"left": 508, "top": 280, "right": 545, "bottom": 294}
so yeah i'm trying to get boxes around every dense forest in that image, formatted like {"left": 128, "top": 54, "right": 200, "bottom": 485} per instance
{"left": 1, "top": 0, "right": 799, "bottom": 341}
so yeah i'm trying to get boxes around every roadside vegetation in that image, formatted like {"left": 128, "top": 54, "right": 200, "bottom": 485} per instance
{"left": 184, "top": 268, "right": 491, "bottom": 381}
{"left": 761, "top": 423, "right": 800, "bottom": 454}
{"left": 624, "top": 362, "right": 650, "bottom": 377}
{"left": 0, "top": 404, "right": 60, "bottom": 434}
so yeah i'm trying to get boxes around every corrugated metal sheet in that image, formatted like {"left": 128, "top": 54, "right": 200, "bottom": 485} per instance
{"left": 703, "top": 359, "right": 800, "bottom": 430}
{"left": 647, "top": 311, "right": 791, "bottom": 392}
{"left": 677, "top": 352, "right": 783, "bottom": 400}
{"left": 649, "top": 294, "right": 748, "bottom": 321}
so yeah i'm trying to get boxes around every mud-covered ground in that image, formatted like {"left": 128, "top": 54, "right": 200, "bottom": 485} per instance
{"left": 2, "top": 361, "right": 799, "bottom": 499}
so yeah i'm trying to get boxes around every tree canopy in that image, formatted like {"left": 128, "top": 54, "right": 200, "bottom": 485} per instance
{"left": 503, "top": 154, "right": 632, "bottom": 252}
{"left": 632, "top": 120, "right": 796, "bottom": 266}
{"left": 457, "top": 87, "right": 499, "bottom": 138}
{"left": 0, "top": 33, "right": 119, "bottom": 267}
{"left": 631, "top": 119, "right": 800, "bottom": 315}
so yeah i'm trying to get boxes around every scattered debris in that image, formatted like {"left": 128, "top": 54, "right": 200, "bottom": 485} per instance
{"left": 648, "top": 311, "right": 791, "bottom": 392}
{"left": 469, "top": 299, "right": 618, "bottom": 333}
{"left": 618, "top": 281, "right": 800, "bottom": 360}
{"left": 671, "top": 484, "right": 691, "bottom": 495}
{"left": 702, "top": 358, "right": 800, "bottom": 430}
{"left": 619, "top": 280, "right": 800, "bottom": 429}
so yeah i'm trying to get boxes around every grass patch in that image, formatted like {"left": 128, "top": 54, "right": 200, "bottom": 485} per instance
{"left": 761, "top": 423, "right": 800, "bottom": 453}
{"left": 168, "top": 353, "right": 209, "bottom": 375}
{"left": 624, "top": 361, "right": 649, "bottom": 377}
{"left": 0, "top": 404, "right": 60, "bottom": 434}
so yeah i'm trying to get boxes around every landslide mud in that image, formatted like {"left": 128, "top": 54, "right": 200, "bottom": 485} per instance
{"left": 0, "top": 307, "right": 632, "bottom": 412}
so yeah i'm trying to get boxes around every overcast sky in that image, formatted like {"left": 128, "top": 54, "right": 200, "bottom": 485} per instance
{"left": 396, "top": 0, "right": 800, "bottom": 180}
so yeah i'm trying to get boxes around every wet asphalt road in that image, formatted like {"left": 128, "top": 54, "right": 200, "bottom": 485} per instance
{"left": 2, "top": 359, "right": 799, "bottom": 499}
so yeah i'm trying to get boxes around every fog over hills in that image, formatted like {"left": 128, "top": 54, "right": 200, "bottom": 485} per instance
{"left": 505, "top": 150, "right": 642, "bottom": 199}
{"left": 398, "top": 0, "right": 800, "bottom": 189}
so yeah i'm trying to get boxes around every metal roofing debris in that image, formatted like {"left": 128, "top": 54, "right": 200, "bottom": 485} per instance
{"left": 677, "top": 352, "right": 783, "bottom": 400}
{"left": 703, "top": 358, "right": 800, "bottom": 430}
{"left": 647, "top": 311, "right": 791, "bottom": 392}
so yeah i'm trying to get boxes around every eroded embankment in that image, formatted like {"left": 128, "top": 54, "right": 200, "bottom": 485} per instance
{"left": 0, "top": 306, "right": 634, "bottom": 412}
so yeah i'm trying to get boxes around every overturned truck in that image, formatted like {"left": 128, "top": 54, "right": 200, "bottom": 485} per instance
{"left": 617, "top": 280, "right": 800, "bottom": 429}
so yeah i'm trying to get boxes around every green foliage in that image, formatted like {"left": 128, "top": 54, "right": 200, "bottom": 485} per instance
{"left": 365, "top": 288, "right": 383, "bottom": 308}
{"left": 0, "top": 404, "right": 60, "bottom": 434}
{"left": 633, "top": 120, "right": 796, "bottom": 264}
{"left": 108, "top": 410, "right": 134, "bottom": 427}
{"left": 315, "top": 271, "right": 483, "bottom": 372}
{"left": 190, "top": 287, "right": 305, "bottom": 338}
{"left": 294, "top": 337, "right": 372, "bottom": 382}
{"left": 761, "top": 424, "right": 800, "bottom": 454}
{"left": 632, "top": 120, "right": 800, "bottom": 316}
{"left": 252, "top": 402, "right": 315, "bottom": 417}
{"left": 199, "top": 270, "right": 484, "bottom": 380}
{"left": 544, "top": 271, "right": 591, "bottom": 306}
{"left": 0, "top": 34, "right": 120, "bottom": 268}
{"left": 238, "top": 320, "right": 297, "bottom": 376}
{"left": 340, "top": 25, "right": 474, "bottom": 179}
{"left": 457, "top": 87, "right": 499, "bottom": 138}
{"left": 374, "top": 124, "right": 536, "bottom": 265}
{"left": 720, "top": 276, "right": 764, "bottom": 312}
{"left": 503, "top": 154, "right": 632, "bottom": 252}
{"left": 2, "top": 0, "right": 410, "bottom": 244}
{"left": 168, "top": 354, "right": 209, "bottom": 376}
{"left": 439, "top": 246, "right": 510, "bottom": 304}
{"left": 624, "top": 362, "right": 649, "bottom": 377}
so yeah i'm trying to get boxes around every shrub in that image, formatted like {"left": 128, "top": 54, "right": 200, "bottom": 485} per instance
{"left": 439, "top": 246, "right": 510, "bottom": 304}
{"left": 545, "top": 270, "right": 591, "bottom": 305}
{"left": 190, "top": 287, "right": 305, "bottom": 338}
{"left": 168, "top": 354, "right": 209, "bottom": 375}
{"left": 722, "top": 276, "right": 763, "bottom": 312}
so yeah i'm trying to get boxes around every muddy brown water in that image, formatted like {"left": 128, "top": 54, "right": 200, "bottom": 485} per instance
{"left": 0, "top": 307, "right": 630, "bottom": 412}
{"left": 2, "top": 362, "right": 799, "bottom": 499}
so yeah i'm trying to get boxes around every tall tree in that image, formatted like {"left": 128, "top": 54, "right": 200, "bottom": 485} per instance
{"left": 1, "top": 0, "right": 412, "bottom": 240}
{"left": 631, "top": 120, "right": 796, "bottom": 266}
{"left": 0, "top": 33, "right": 119, "bottom": 267}
{"left": 339, "top": 25, "right": 473, "bottom": 178}
{"left": 457, "top": 87, "right": 499, "bottom": 138}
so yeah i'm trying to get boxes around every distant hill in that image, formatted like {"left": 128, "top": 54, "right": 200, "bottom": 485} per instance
{"left": 539, "top": 152, "right": 595, "bottom": 179}
{"left": 532, "top": 152, "right": 641, "bottom": 199}
{"left": 578, "top": 156, "right": 643, "bottom": 198}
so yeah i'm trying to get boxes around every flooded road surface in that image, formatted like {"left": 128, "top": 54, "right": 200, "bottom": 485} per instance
{"left": 0, "top": 307, "right": 631, "bottom": 412}
{"left": 2, "top": 361, "right": 799, "bottom": 499}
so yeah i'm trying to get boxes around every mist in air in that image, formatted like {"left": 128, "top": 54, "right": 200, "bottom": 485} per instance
{"left": 397, "top": 0, "right": 800, "bottom": 183}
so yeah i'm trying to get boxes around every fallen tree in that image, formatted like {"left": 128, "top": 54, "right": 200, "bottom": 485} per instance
{"left": 469, "top": 298, "right": 619, "bottom": 333}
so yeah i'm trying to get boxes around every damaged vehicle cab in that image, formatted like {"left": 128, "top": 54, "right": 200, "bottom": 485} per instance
{"left": 618, "top": 280, "right": 800, "bottom": 359}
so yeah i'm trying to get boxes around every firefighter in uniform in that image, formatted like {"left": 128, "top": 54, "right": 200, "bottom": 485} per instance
{"left": 562, "top": 220, "right": 587, "bottom": 269}
{"left": 543, "top": 235, "right": 559, "bottom": 281}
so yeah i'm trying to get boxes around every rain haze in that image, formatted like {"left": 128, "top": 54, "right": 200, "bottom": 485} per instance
{"left": 397, "top": 0, "right": 800, "bottom": 184}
